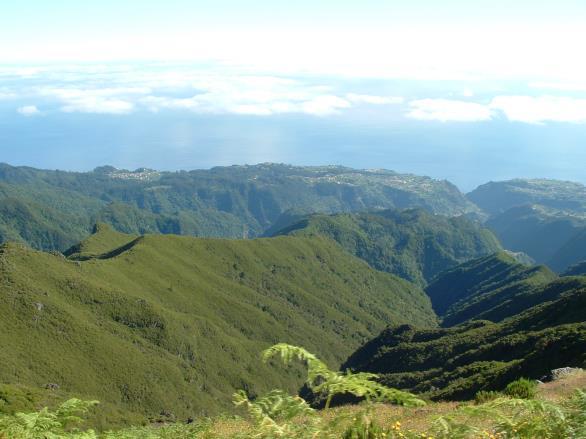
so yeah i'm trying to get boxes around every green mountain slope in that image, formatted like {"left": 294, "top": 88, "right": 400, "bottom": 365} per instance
{"left": 486, "top": 204, "right": 586, "bottom": 272}
{"left": 343, "top": 278, "right": 586, "bottom": 401}
{"left": 468, "top": 178, "right": 586, "bottom": 216}
{"left": 547, "top": 228, "right": 586, "bottom": 272}
{"left": 0, "top": 163, "right": 480, "bottom": 251}
{"left": 0, "top": 226, "right": 435, "bottom": 427}
{"left": 272, "top": 209, "right": 501, "bottom": 286}
{"left": 426, "top": 252, "right": 558, "bottom": 326}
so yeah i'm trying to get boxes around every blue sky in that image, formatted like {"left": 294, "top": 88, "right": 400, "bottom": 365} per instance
{"left": 1, "top": 1, "right": 586, "bottom": 190}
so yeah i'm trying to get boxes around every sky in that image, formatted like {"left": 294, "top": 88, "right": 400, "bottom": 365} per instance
{"left": 1, "top": 1, "right": 586, "bottom": 190}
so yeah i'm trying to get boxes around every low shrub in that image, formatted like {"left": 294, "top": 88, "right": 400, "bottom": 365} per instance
{"left": 504, "top": 378, "right": 537, "bottom": 399}
{"left": 474, "top": 390, "right": 502, "bottom": 404}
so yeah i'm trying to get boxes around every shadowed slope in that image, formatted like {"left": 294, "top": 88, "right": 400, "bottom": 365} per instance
{"left": 426, "top": 252, "right": 557, "bottom": 326}
{"left": 343, "top": 278, "right": 586, "bottom": 401}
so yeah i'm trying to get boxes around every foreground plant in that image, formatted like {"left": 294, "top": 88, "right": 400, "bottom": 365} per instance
{"left": 0, "top": 398, "right": 99, "bottom": 439}
{"left": 232, "top": 389, "right": 321, "bottom": 438}
{"left": 431, "top": 389, "right": 586, "bottom": 439}
{"left": 262, "top": 343, "right": 426, "bottom": 409}
{"left": 230, "top": 344, "right": 426, "bottom": 438}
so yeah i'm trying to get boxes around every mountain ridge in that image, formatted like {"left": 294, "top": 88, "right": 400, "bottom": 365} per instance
{"left": 271, "top": 208, "right": 501, "bottom": 286}
{"left": 0, "top": 162, "right": 480, "bottom": 252}
{"left": 0, "top": 225, "right": 436, "bottom": 427}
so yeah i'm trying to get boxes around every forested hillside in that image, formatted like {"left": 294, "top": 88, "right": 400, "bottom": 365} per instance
{"left": 426, "top": 252, "right": 558, "bottom": 326}
{"left": 0, "top": 163, "right": 479, "bottom": 251}
{"left": 343, "top": 277, "right": 586, "bottom": 400}
{"left": 0, "top": 225, "right": 435, "bottom": 427}
{"left": 272, "top": 208, "right": 501, "bottom": 286}
{"left": 486, "top": 205, "right": 586, "bottom": 272}
{"left": 467, "top": 179, "right": 586, "bottom": 272}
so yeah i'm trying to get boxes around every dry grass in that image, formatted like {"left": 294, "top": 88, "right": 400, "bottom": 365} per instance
{"left": 207, "top": 418, "right": 255, "bottom": 437}
{"left": 323, "top": 401, "right": 461, "bottom": 433}
{"left": 538, "top": 369, "right": 586, "bottom": 402}
{"left": 203, "top": 401, "right": 463, "bottom": 437}
{"left": 184, "top": 370, "right": 586, "bottom": 438}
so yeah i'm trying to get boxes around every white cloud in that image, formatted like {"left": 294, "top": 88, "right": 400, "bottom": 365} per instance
{"left": 38, "top": 87, "right": 145, "bottom": 114}
{"left": 15, "top": 64, "right": 586, "bottom": 122}
{"left": 407, "top": 99, "right": 494, "bottom": 122}
{"left": 61, "top": 98, "right": 134, "bottom": 114}
{"left": 17, "top": 105, "right": 40, "bottom": 116}
{"left": 490, "top": 95, "right": 586, "bottom": 124}
{"left": 406, "top": 95, "right": 586, "bottom": 124}
{"left": 301, "top": 95, "right": 351, "bottom": 116}
{"left": 136, "top": 74, "right": 352, "bottom": 116}
{"left": 346, "top": 93, "right": 404, "bottom": 105}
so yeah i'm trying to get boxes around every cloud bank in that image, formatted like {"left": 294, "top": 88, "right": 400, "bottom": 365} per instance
{"left": 2, "top": 66, "right": 405, "bottom": 117}
{"left": 4, "top": 64, "right": 586, "bottom": 124}
{"left": 490, "top": 96, "right": 586, "bottom": 124}
{"left": 408, "top": 96, "right": 586, "bottom": 124}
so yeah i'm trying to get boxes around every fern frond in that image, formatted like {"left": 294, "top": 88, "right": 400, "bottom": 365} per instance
{"left": 262, "top": 343, "right": 425, "bottom": 409}
{"left": 0, "top": 398, "right": 98, "bottom": 438}
{"left": 233, "top": 389, "right": 319, "bottom": 438}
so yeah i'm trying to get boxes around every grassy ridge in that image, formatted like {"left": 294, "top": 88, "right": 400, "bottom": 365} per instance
{"left": 0, "top": 226, "right": 435, "bottom": 427}
{"left": 272, "top": 208, "right": 501, "bottom": 286}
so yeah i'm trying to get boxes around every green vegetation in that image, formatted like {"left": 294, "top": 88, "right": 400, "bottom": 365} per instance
{"left": 0, "top": 398, "right": 99, "bottom": 438}
{"left": 426, "top": 252, "right": 558, "bottom": 326}
{"left": 474, "top": 390, "right": 502, "bottom": 404}
{"left": 468, "top": 178, "right": 586, "bottom": 216}
{"left": 272, "top": 209, "right": 501, "bottom": 286}
{"left": 232, "top": 343, "right": 424, "bottom": 438}
{"left": 262, "top": 344, "right": 425, "bottom": 410}
{"left": 0, "top": 225, "right": 435, "bottom": 427}
{"left": 0, "top": 163, "right": 480, "bottom": 251}
{"left": 342, "top": 278, "right": 586, "bottom": 401}
{"left": 1, "top": 352, "right": 585, "bottom": 438}
{"left": 504, "top": 378, "right": 537, "bottom": 399}
{"left": 486, "top": 204, "right": 586, "bottom": 272}
{"left": 468, "top": 179, "right": 586, "bottom": 272}
{"left": 2, "top": 167, "right": 586, "bottom": 437}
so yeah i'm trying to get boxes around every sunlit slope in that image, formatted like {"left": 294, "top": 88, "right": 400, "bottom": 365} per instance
{"left": 272, "top": 208, "right": 501, "bottom": 286}
{"left": 63, "top": 223, "right": 139, "bottom": 258}
{"left": 0, "top": 226, "right": 435, "bottom": 424}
